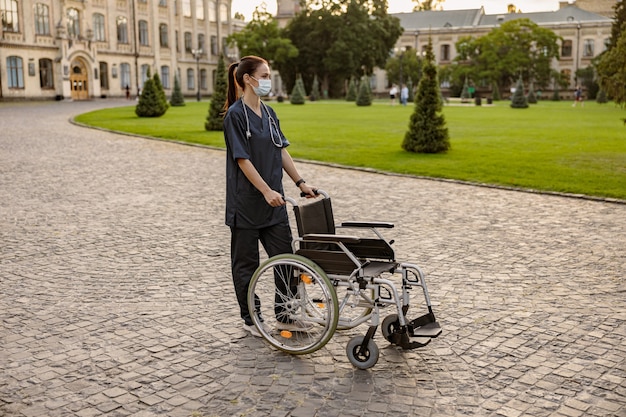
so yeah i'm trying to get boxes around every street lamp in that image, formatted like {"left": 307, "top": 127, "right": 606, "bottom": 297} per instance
{"left": 192, "top": 48, "right": 202, "bottom": 101}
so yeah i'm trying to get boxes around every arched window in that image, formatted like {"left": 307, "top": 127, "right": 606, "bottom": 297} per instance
{"left": 159, "top": 23, "right": 168, "bottom": 47}
{"left": 34, "top": 3, "right": 50, "bottom": 35}
{"left": 219, "top": 3, "right": 228, "bottom": 23}
{"left": 161, "top": 66, "right": 170, "bottom": 88}
{"left": 6, "top": 56, "right": 24, "bottom": 88}
{"left": 93, "top": 13, "right": 105, "bottom": 41}
{"left": 140, "top": 64, "right": 150, "bottom": 88}
{"left": 182, "top": 0, "right": 190, "bottom": 16}
{"left": 184, "top": 31, "right": 192, "bottom": 52}
{"left": 66, "top": 8, "right": 80, "bottom": 38}
{"left": 208, "top": 1, "right": 216, "bottom": 22}
{"left": 39, "top": 58, "right": 54, "bottom": 88}
{"left": 117, "top": 16, "right": 128, "bottom": 43}
{"left": 198, "top": 33, "right": 205, "bottom": 51}
{"left": 583, "top": 39, "right": 594, "bottom": 57}
{"left": 1, "top": 0, "right": 19, "bottom": 32}
{"left": 196, "top": 0, "right": 204, "bottom": 20}
{"left": 200, "top": 68, "right": 207, "bottom": 90}
{"left": 138, "top": 20, "right": 149, "bottom": 46}
{"left": 120, "top": 63, "right": 131, "bottom": 89}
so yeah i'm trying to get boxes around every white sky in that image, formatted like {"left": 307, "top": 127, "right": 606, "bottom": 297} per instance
{"left": 231, "top": 0, "right": 564, "bottom": 21}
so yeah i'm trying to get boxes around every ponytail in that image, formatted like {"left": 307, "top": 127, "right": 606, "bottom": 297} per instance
{"left": 222, "top": 56, "right": 269, "bottom": 114}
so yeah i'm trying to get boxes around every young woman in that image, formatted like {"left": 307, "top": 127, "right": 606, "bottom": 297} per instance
{"left": 222, "top": 55, "right": 318, "bottom": 337}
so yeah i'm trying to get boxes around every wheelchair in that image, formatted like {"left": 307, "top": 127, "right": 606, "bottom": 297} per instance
{"left": 247, "top": 191, "right": 442, "bottom": 369}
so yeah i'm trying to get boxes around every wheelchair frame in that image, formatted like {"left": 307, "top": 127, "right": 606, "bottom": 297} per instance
{"left": 247, "top": 191, "right": 441, "bottom": 369}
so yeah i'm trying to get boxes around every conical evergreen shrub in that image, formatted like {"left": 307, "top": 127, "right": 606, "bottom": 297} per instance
{"left": 152, "top": 72, "right": 168, "bottom": 110}
{"left": 596, "top": 89, "right": 608, "bottom": 103}
{"left": 310, "top": 75, "right": 321, "bottom": 101}
{"left": 290, "top": 75, "right": 306, "bottom": 105}
{"left": 356, "top": 76, "right": 372, "bottom": 106}
{"left": 527, "top": 84, "right": 537, "bottom": 104}
{"left": 551, "top": 85, "right": 561, "bottom": 101}
{"left": 402, "top": 37, "right": 449, "bottom": 154}
{"left": 136, "top": 74, "right": 168, "bottom": 117}
{"left": 170, "top": 74, "right": 185, "bottom": 106}
{"left": 346, "top": 77, "right": 358, "bottom": 101}
{"left": 492, "top": 81, "right": 501, "bottom": 101}
{"left": 510, "top": 77, "right": 528, "bottom": 108}
{"left": 461, "top": 77, "right": 471, "bottom": 102}
{"left": 205, "top": 54, "right": 227, "bottom": 131}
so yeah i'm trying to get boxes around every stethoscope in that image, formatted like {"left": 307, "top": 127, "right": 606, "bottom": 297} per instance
{"left": 242, "top": 100, "right": 282, "bottom": 148}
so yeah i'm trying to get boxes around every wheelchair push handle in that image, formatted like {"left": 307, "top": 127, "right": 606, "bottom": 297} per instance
{"left": 284, "top": 189, "right": 328, "bottom": 206}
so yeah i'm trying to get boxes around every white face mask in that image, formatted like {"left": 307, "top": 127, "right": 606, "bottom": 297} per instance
{"left": 250, "top": 76, "right": 272, "bottom": 97}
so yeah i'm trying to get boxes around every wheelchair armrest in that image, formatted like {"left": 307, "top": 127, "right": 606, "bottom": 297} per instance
{"left": 340, "top": 221, "right": 394, "bottom": 229}
{"left": 302, "top": 233, "right": 361, "bottom": 244}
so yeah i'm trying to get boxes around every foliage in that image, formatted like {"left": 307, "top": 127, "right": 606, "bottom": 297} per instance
{"left": 407, "top": 79, "right": 414, "bottom": 102}
{"left": 492, "top": 81, "right": 501, "bottom": 101}
{"left": 385, "top": 49, "right": 422, "bottom": 87}
{"left": 575, "top": 66, "right": 599, "bottom": 100}
{"left": 454, "top": 19, "right": 560, "bottom": 92}
{"left": 170, "top": 74, "right": 185, "bottom": 107}
{"left": 290, "top": 75, "right": 306, "bottom": 105}
{"left": 460, "top": 77, "right": 471, "bottom": 101}
{"left": 411, "top": 0, "right": 444, "bottom": 11}
{"left": 551, "top": 86, "right": 561, "bottom": 101}
{"left": 596, "top": 27, "right": 626, "bottom": 108}
{"left": 280, "top": 0, "right": 402, "bottom": 98}
{"left": 403, "top": 37, "right": 449, "bottom": 153}
{"left": 608, "top": 0, "right": 626, "bottom": 50}
{"left": 135, "top": 74, "right": 168, "bottom": 117}
{"left": 596, "top": 89, "right": 608, "bottom": 104}
{"left": 205, "top": 54, "right": 227, "bottom": 131}
{"left": 152, "top": 72, "right": 168, "bottom": 108}
{"left": 356, "top": 76, "right": 372, "bottom": 106}
{"left": 226, "top": 5, "right": 298, "bottom": 68}
{"left": 346, "top": 76, "right": 358, "bottom": 101}
{"left": 511, "top": 77, "right": 529, "bottom": 108}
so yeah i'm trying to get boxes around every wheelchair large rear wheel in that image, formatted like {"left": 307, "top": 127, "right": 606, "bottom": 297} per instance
{"left": 248, "top": 254, "right": 339, "bottom": 355}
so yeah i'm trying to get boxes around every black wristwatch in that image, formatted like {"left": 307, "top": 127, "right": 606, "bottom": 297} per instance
{"left": 295, "top": 179, "right": 306, "bottom": 187}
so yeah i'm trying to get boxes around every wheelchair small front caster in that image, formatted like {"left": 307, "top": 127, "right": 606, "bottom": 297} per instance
{"left": 346, "top": 336, "right": 379, "bottom": 369}
{"left": 381, "top": 314, "right": 400, "bottom": 343}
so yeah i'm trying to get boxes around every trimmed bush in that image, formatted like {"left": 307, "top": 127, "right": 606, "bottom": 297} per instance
{"left": 356, "top": 76, "right": 372, "bottom": 106}
{"left": 136, "top": 73, "right": 168, "bottom": 118}
{"left": 510, "top": 77, "right": 529, "bottom": 109}
{"left": 290, "top": 75, "right": 306, "bottom": 105}
{"left": 346, "top": 76, "right": 357, "bottom": 101}
{"left": 527, "top": 84, "right": 537, "bottom": 104}
{"left": 170, "top": 74, "right": 185, "bottom": 107}
{"left": 205, "top": 54, "right": 227, "bottom": 131}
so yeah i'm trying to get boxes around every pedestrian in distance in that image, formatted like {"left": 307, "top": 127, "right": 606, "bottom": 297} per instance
{"left": 573, "top": 85, "right": 584, "bottom": 107}
{"left": 389, "top": 84, "right": 398, "bottom": 105}
{"left": 222, "top": 55, "right": 319, "bottom": 338}
{"left": 400, "top": 84, "right": 409, "bottom": 106}
{"left": 125, "top": 85, "right": 130, "bottom": 100}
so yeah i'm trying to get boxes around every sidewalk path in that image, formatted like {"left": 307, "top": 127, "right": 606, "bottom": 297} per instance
{"left": 1, "top": 100, "right": 624, "bottom": 417}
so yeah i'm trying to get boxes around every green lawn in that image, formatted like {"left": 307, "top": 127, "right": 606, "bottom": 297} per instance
{"left": 75, "top": 99, "right": 626, "bottom": 200}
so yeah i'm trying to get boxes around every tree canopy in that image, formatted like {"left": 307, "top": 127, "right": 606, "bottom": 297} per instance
{"left": 454, "top": 18, "right": 560, "bottom": 91}
{"left": 279, "top": 0, "right": 402, "bottom": 98}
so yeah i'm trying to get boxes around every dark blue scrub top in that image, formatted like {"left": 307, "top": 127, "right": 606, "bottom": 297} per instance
{"left": 224, "top": 99, "right": 290, "bottom": 229}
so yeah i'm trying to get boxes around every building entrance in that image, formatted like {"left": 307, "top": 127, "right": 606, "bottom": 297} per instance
{"left": 70, "top": 59, "right": 89, "bottom": 100}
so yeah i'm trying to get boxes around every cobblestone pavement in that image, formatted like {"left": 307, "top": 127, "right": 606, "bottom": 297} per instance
{"left": 1, "top": 100, "right": 625, "bottom": 417}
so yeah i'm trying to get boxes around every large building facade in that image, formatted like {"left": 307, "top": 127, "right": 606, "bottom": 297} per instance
{"left": 0, "top": 0, "right": 235, "bottom": 100}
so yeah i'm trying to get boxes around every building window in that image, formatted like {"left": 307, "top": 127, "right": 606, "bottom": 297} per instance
{"left": 196, "top": 0, "right": 204, "bottom": 20}
{"left": 34, "top": 3, "right": 50, "bottom": 35}
{"left": 67, "top": 8, "right": 80, "bottom": 38}
{"left": 117, "top": 16, "right": 128, "bottom": 43}
{"left": 208, "top": 1, "right": 216, "bottom": 22}
{"left": 198, "top": 33, "right": 205, "bottom": 51}
{"left": 210, "top": 35, "right": 218, "bottom": 55}
{"left": 7, "top": 56, "right": 24, "bottom": 88}
{"left": 39, "top": 58, "right": 54, "bottom": 88}
{"left": 138, "top": 20, "right": 149, "bottom": 45}
{"left": 161, "top": 66, "right": 170, "bottom": 88}
{"left": 1, "top": 0, "right": 19, "bottom": 32}
{"left": 561, "top": 40, "right": 572, "bottom": 57}
{"left": 159, "top": 0, "right": 166, "bottom": 6}
{"left": 175, "top": 30, "right": 179, "bottom": 52}
{"left": 120, "top": 62, "right": 131, "bottom": 89}
{"left": 182, "top": 0, "right": 191, "bottom": 17}
{"left": 184, "top": 31, "right": 192, "bottom": 52}
{"left": 187, "top": 68, "right": 194, "bottom": 90}
{"left": 100, "top": 62, "right": 109, "bottom": 89}
{"left": 200, "top": 68, "right": 207, "bottom": 90}
{"left": 159, "top": 23, "right": 168, "bottom": 47}
{"left": 583, "top": 39, "right": 594, "bottom": 57}
{"left": 220, "top": 3, "right": 228, "bottom": 23}
{"left": 93, "top": 13, "right": 105, "bottom": 41}
{"left": 440, "top": 44, "right": 450, "bottom": 61}
{"left": 140, "top": 64, "right": 150, "bottom": 88}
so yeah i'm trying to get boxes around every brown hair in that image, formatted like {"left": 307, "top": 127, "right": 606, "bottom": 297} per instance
{"left": 223, "top": 55, "right": 269, "bottom": 113}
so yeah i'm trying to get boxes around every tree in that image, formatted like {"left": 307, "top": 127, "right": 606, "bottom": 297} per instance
{"left": 226, "top": 5, "right": 298, "bottom": 69}
{"left": 152, "top": 71, "right": 168, "bottom": 109}
{"left": 356, "top": 76, "right": 372, "bottom": 106}
{"left": 403, "top": 37, "right": 449, "bottom": 154}
{"left": 596, "top": 27, "right": 626, "bottom": 108}
{"left": 310, "top": 75, "right": 321, "bottom": 101}
{"left": 608, "top": 0, "right": 626, "bottom": 51}
{"left": 136, "top": 74, "right": 168, "bottom": 117}
{"left": 510, "top": 76, "right": 528, "bottom": 108}
{"left": 460, "top": 77, "right": 471, "bottom": 102}
{"left": 527, "top": 83, "right": 537, "bottom": 104}
{"left": 170, "top": 73, "right": 185, "bottom": 106}
{"left": 454, "top": 19, "right": 560, "bottom": 93}
{"left": 384, "top": 49, "right": 422, "bottom": 87}
{"left": 281, "top": 0, "right": 402, "bottom": 98}
{"left": 412, "top": 0, "right": 444, "bottom": 11}
{"left": 290, "top": 75, "right": 306, "bottom": 104}
{"left": 345, "top": 76, "right": 358, "bottom": 101}
{"left": 205, "top": 54, "right": 227, "bottom": 131}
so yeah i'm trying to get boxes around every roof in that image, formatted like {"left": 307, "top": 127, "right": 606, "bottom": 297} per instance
{"left": 393, "top": 5, "right": 611, "bottom": 30}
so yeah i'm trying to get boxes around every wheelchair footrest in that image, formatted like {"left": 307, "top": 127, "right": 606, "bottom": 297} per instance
{"left": 390, "top": 331, "right": 431, "bottom": 350}
{"left": 410, "top": 321, "right": 442, "bottom": 338}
